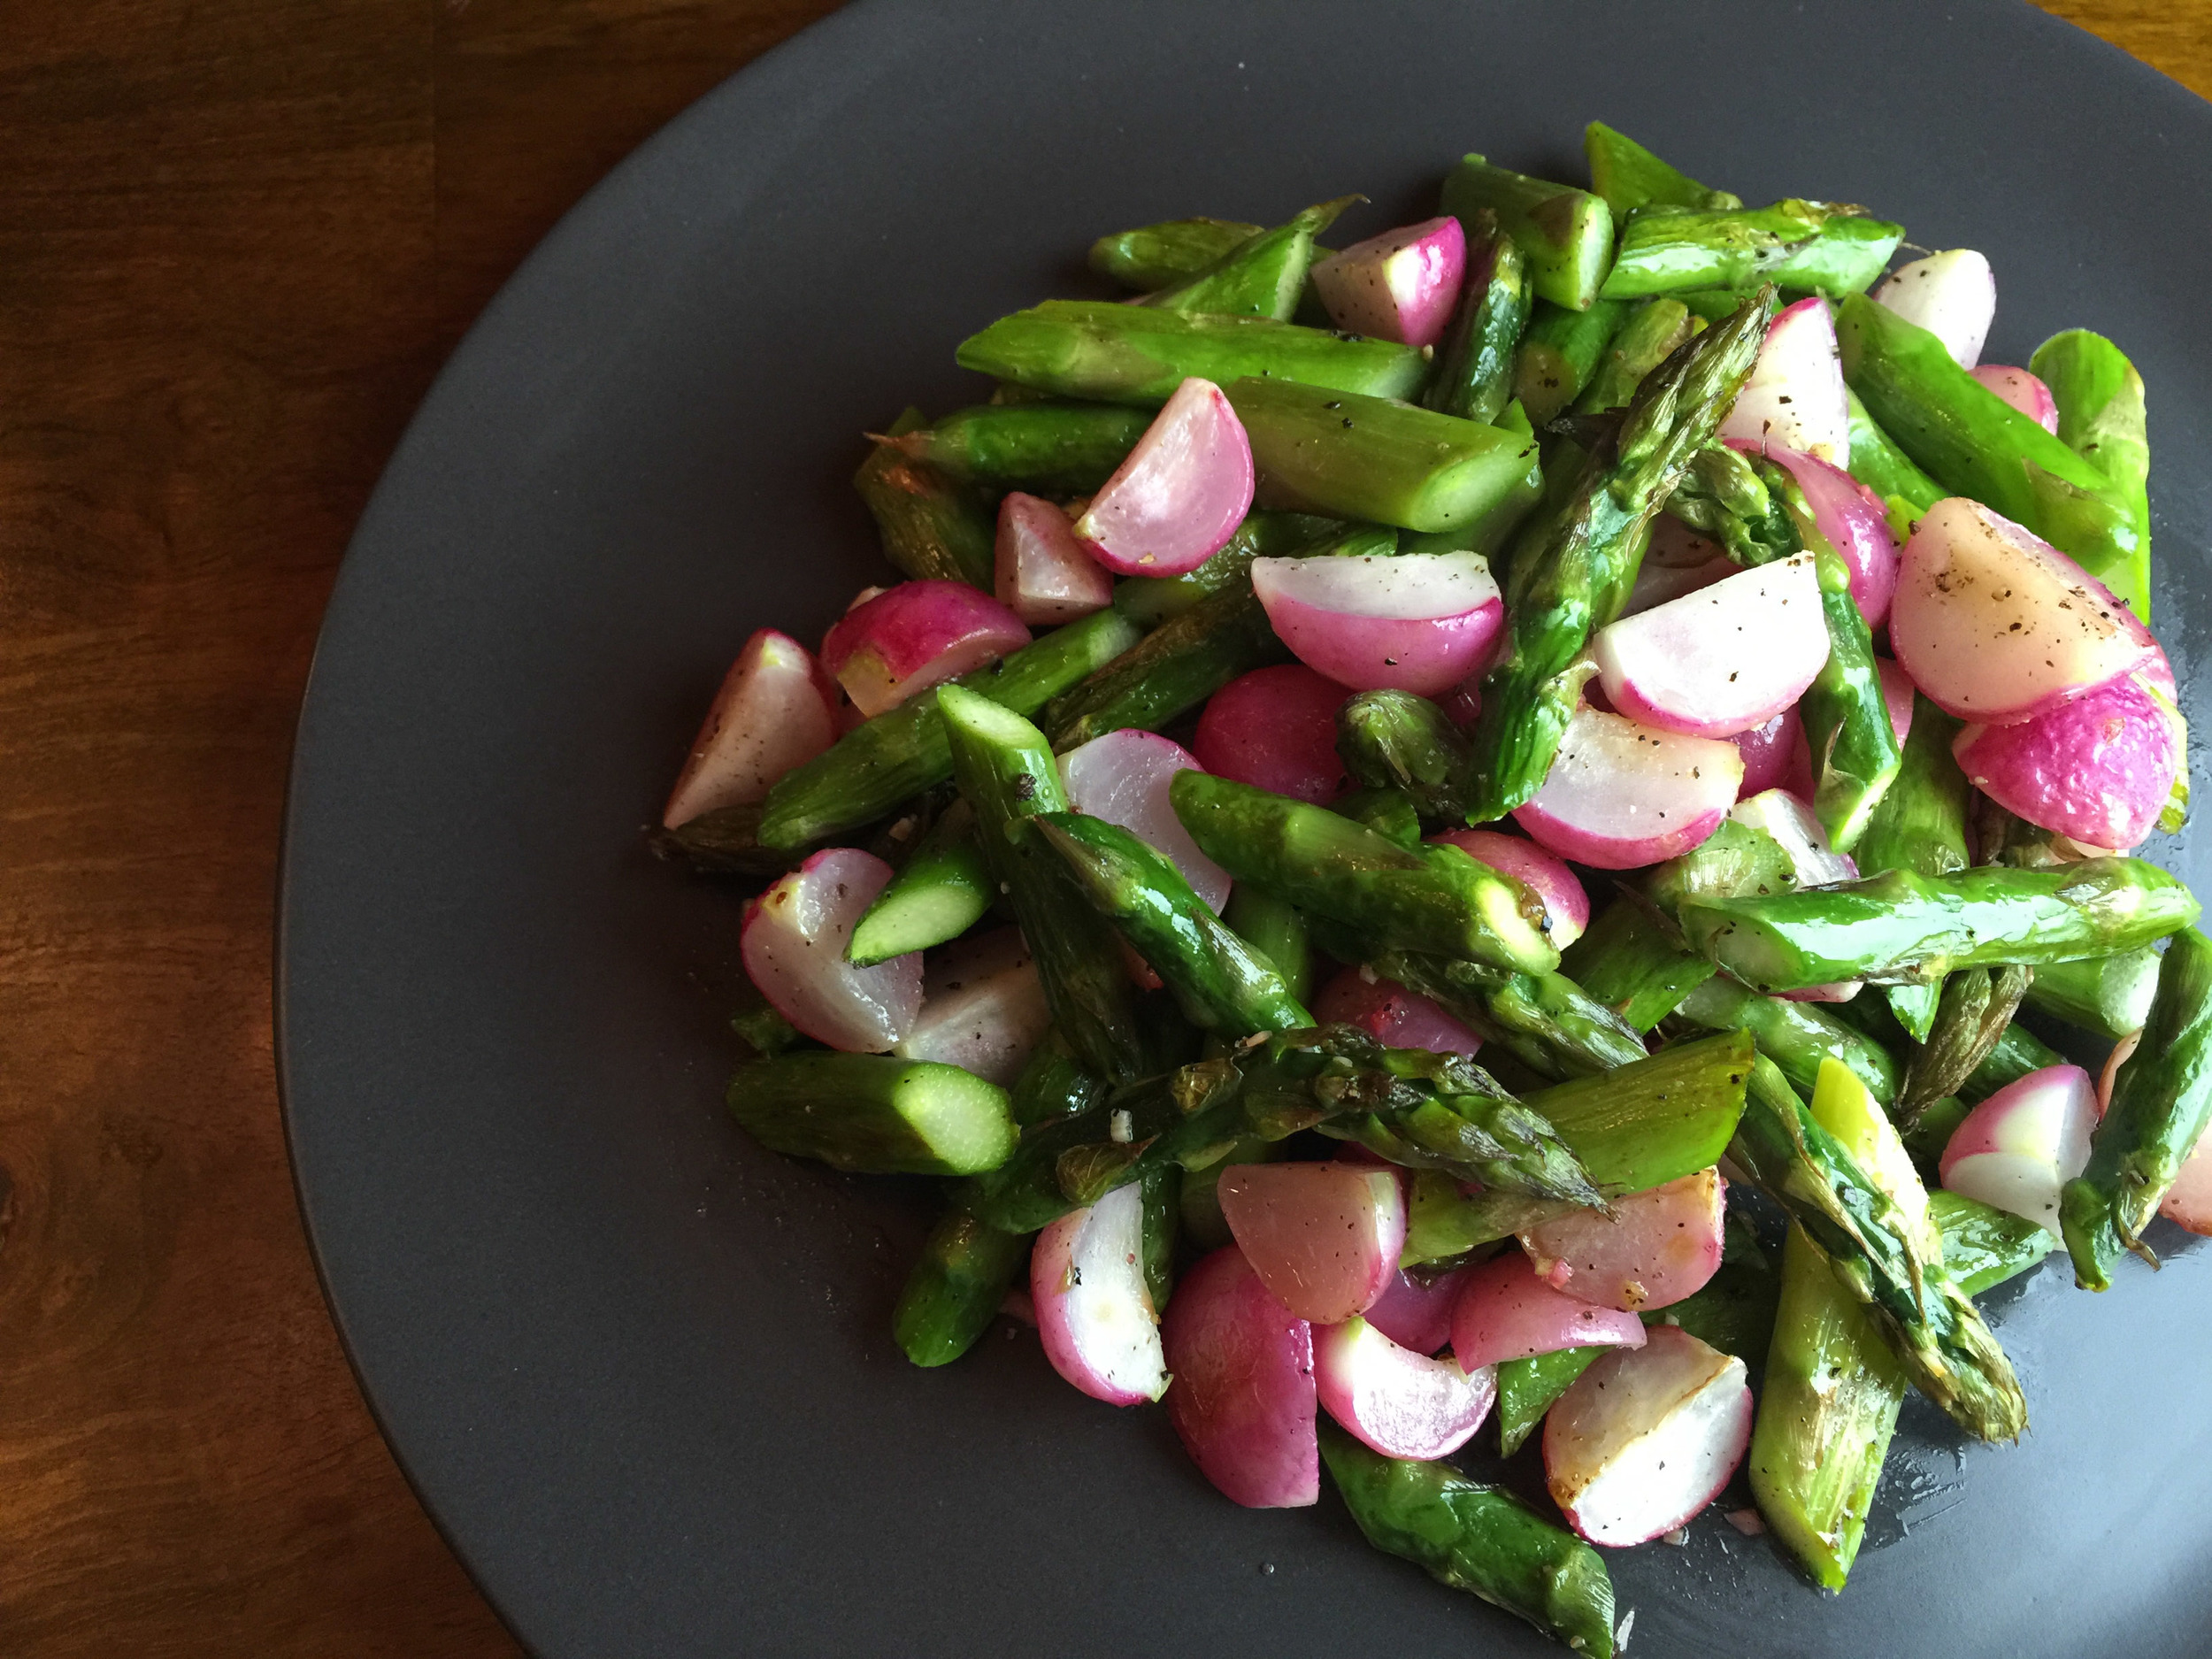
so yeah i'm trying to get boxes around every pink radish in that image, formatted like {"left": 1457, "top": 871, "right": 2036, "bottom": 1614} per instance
{"left": 1971, "top": 365, "right": 2060, "bottom": 433}
{"left": 1309, "top": 215, "right": 1467, "bottom": 350}
{"left": 2098, "top": 1029, "right": 2142, "bottom": 1120}
{"left": 2160, "top": 1133, "right": 2212, "bottom": 1235}
{"left": 1953, "top": 672, "right": 2182, "bottom": 851}
{"left": 892, "top": 926, "right": 1052, "bottom": 1086}
{"left": 1313, "top": 1316, "right": 1497, "bottom": 1460}
{"left": 1162, "top": 1247, "right": 1318, "bottom": 1509}
{"left": 1312, "top": 967, "right": 1484, "bottom": 1057}
{"left": 1718, "top": 296, "right": 1848, "bottom": 464}
{"left": 1873, "top": 250, "right": 1995, "bottom": 368}
{"left": 1514, "top": 705, "right": 1744, "bottom": 870}
{"left": 1592, "top": 552, "right": 1829, "bottom": 739}
{"left": 1732, "top": 708, "right": 1804, "bottom": 800}
{"left": 1363, "top": 1264, "right": 1475, "bottom": 1356}
{"left": 1438, "top": 673, "right": 1483, "bottom": 728}
{"left": 1250, "top": 551, "right": 1503, "bottom": 696}
{"left": 1060, "top": 729, "right": 1233, "bottom": 911}
{"left": 1450, "top": 1252, "right": 1647, "bottom": 1371}
{"left": 1430, "top": 828, "right": 1589, "bottom": 949}
{"left": 663, "top": 628, "right": 840, "bottom": 829}
{"left": 1520, "top": 1169, "right": 1726, "bottom": 1313}
{"left": 1877, "top": 657, "right": 1916, "bottom": 746}
{"left": 1889, "top": 499, "right": 2155, "bottom": 724}
{"left": 1072, "top": 377, "right": 1254, "bottom": 577}
{"left": 1742, "top": 440, "right": 1901, "bottom": 631}
{"left": 819, "top": 580, "right": 1032, "bottom": 718}
{"left": 1939, "top": 1064, "right": 2098, "bottom": 1235}
{"left": 1217, "top": 1162, "right": 1408, "bottom": 1325}
{"left": 1192, "top": 664, "right": 1350, "bottom": 803}
{"left": 1544, "top": 1325, "right": 1753, "bottom": 1548}
{"left": 1033, "top": 1183, "right": 1168, "bottom": 1405}
{"left": 741, "top": 849, "right": 920, "bottom": 1051}
{"left": 995, "top": 492, "right": 1113, "bottom": 624}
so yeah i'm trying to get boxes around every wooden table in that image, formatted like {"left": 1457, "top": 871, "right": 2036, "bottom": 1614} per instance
{"left": 0, "top": 4, "right": 2200, "bottom": 1651}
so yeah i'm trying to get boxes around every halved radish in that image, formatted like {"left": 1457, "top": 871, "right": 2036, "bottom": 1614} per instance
{"left": 1971, "top": 364, "right": 2060, "bottom": 433}
{"left": 1313, "top": 1316, "right": 1497, "bottom": 1460}
{"left": 1309, "top": 215, "right": 1467, "bottom": 350}
{"left": 1592, "top": 552, "right": 1829, "bottom": 739}
{"left": 1438, "top": 672, "right": 1483, "bottom": 728}
{"left": 1163, "top": 1246, "right": 1318, "bottom": 1508}
{"left": 1072, "top": 377, "right": 1254, "bottom": 576}
{"left": 1430, "top": 828, "right": 1589, "bottom": 949}
{"left": 1250, "top": 551, "right": 1503, "bottom": 697}
{"left": 1732, "top": 708, "right": 1804, "bottom": 801}
{"left": 1363, "top": 1263, "right": 1475, "bottom": 1356}
{"left": 1544, "top": 1325, "right": 1753, "bottom": 1548}
{"left": 1888, "top": 498, "right": 2154, "bottom": 725}
{"left": 1718, "top": 296, "right": 1848, "bottom": 464}
{"left": 1953, "top": 671, "right": 2182, "bottom": 851}
{"left": 1191, "top": 664, "right": 1350, "bottom": 803}
{"left": 892, "top": 926, "right": 1053, "bottom": 1086}
{"left": 1218, "top": 1162, "right": 1408, "bottom": 1325}
{"left": 1729, "top": 789, "right": 1857, "bottom": 888}
{"left": 1450, "top": 1252, "right": 1647, "bottom": 1371}
{"left": 1033, "top": 1183, "right": 1168, "bottom": 1405}
{"left": 1513, "top": 705, "right": 1744, "bottom": 870}
{"left": 1060, "top": 729, "right": 1233, "bottom": 911}
{"left": 1873, "top": 250, "right": 1995, "bottom": 368}
{"left": 1743, "top": 441, "right": 1901, "bottom": 631}
{"left": 2160, "top": 1133, "right": 2212, "bottom": 1235}
{"left": 1876, "top": 657, "right": 1916, "bottom": 745}
{"left": 1311, "top": 967, "right": 1484, "bottom": 1057}
{"left": 1520, "top": 1169, "right": 1726, "bottom": 1313}
{"left": 741, "top": 849, "right": 921, "bottom": 1051}
{"left": 995, "top": 492, "right": 1114, "bottom": 625}
{"left": 663, "top": 628, "right": 839, "bottom": 828}
{"left": 1939, "top": 1064, "right": 2098, "bottom": 1236}
{"left": 819, "top": 580, "right": 1032, "bottom": 718}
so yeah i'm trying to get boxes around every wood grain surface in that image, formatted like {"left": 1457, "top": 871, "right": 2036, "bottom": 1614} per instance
{"left": 0, "top": 4, "right": 2200, "bottom": 1653}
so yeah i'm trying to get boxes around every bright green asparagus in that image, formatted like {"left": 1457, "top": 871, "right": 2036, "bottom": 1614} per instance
{"left": 1440, "top": 154, "right": 1616, "bottom": 312}
{"left": 1601, "top": 200, "right": 1902, "bottom": 300}
{"left": 2024, "top": 946, "right": 2161, "bottom": 1040}
{"left": 1513, "top": 298, "right": 1632, "bottom": 426}
{"left": 1044, "top": 580, "right": 1287, "bottom": 750}
{"left": 1584, "top": 120, "right": 1740, "bottom": 217}
{"left": 727, "top": 1052, "right": 1017, "bottom": 1176}
{"left": 851, "top": 405, "right": 998, "bottom": 587}
{"left": 1088, "top": 217, "right": 1263, "bottom": 290}
{"left": 1110, "top": 511, "right": 1346, "bottom": 626}
{"left": 893, "top": 1204, "right": 1032, "bottom": 1366}
{"left": 1140, "top": 197, "right": 1354, "bottom": 321}
{"left": 1574, "top": 297, "right": 1698, "bottom": 413}
{"left": 847, "top": 800, "right": 993, "bottom": 965}
{"left": 879, "top": 403, "right": 1150, "bottom": 495}
{"left": 1421, "top": 209, "right": 1532, "bottom": 426}
{"left": 2032, "top": 327, "right": 2152, "bottom": 619}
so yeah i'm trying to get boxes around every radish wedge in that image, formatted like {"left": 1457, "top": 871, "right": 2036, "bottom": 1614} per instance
{"left": 1939, "top": 1064, "right": 2098, "bottom": 1236}
{"left": 1072, "top": 377, "right": 1254, "bottom": 577}
{"left": 1520, "top": 1169, "right": 1726, "bottom": 1313}
{"left": 1309, "top": 215, "right": 1467, "bottom": 349}
{"left": 1311, "top": 967, "right": 1484, "bottom": 1057}
{"left": 1953, "top": 672, "right": 2182, "bottom": 852}
{"left": 1971, "top": 364, "right": 2060, "bottom": 433}
{"left": 1873, "top": 250, "right": 1994, "bottom": 368}
{"left": 1877, "top": 657, "right": 1916, "bottom": 745}
{"left": 1592, "top": 552, "right": 1829, "bottom": 739}
{"left": 1718, "top": 296, "right": 1848, "bottom": 464}
{"left": 995, "top": 492, "right": 1114, "bottom": 624}
{"left": 663, "top": 628, "right": 838, "bottom": 828}
{"left": 1313, "top": 1316, "right": 1496, "bottom": 1460}
{"left": 1362, "top": 1263, "right": 1474, "bottom": 1356}
{"left": 1033, "top": 1184, "right": 1168, "bottom": 1405}
{"left": 1745, "top": 441, "right": 1901, "bottom": 632}
{"left": 1163, "top": 1247, "right": 1318, "bottom": 1509}
{"left": 1450, "top": 1252, "right": 1647, "bottom": 1371}
{"left": 891, "top": 926, "right": 1053, "bottom": 1086}
{"left": 1191, "top": 664, "right": 1350, "bottom": 803}
{"left": 1060, "top": 728, "right": 1233, "bottom": 911}
{"left": 1889, "top": 498, "right": 2154, "bottom": 725}
{"left": 1513, "top": 705, "right": 1744, "bottom": 870}
{"left": 1218, "top": 1162, "right": 1408, "bottom": 1325}
{"left": 741, "top": 848, "right": 920, "bottom": 1051}
{"left": 1251, "top": 550, "right": 1503, "bottom": 696}
{"left": 820, "top": 580, "right": 1033, "bottom": 718}
{"left": 2161, "top": 1133, "right": 2212, "bottom": 1236}
{"left": 1430, "top": 828, "right": 1589, "bottom": 949}
{"left": 1732, "top": 708, "right": 1804, "bottom": 800}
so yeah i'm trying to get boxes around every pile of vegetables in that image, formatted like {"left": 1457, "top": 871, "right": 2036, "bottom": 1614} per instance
{"left": 653, "top": 120, "right": 2202, "bottom": 1653}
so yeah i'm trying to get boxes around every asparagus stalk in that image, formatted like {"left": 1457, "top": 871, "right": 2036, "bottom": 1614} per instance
{"left": 1495, "top": 1346, "right": 1605, "bottom": 1456}
{"left": 1223, "top": 886, "right": 1317, "bottom": 1004}
{"left": 1333, "top": 787, "right": 1425, "bottom": 849}
{"left": 649, "top": 799, "right": 797, "bottom": 878}
{"left": 1007, "top": 1029, "right": 1105, "bottom": 1128}
{"left": 847, "top": 800, "right": 993, "bottom": 965}
{"left": 849, "top": 404, "right": 996, "bottom": 588}
{"left": 1439, "top": 154, "right": 1616, "bottom": 312}
{"left": 1962, "top": 1019, "right": 2069, "bottom": 1103}
{"left": 1800, "top": 538, "right": 1903, "bottom": 853}
{"left": 726, "top": 1052, "right": 1018, "bottom": 1176}
{"left": 1513, "top": 298, "right": 1632, "bottom": 426}
{"left": 1139, "top": 197, "right": 1356, "bottom": 321}
{"left": 1655, "top": 1217, "right": 1783, "bottom": 1364}
{"left": 1932, "top": 1187, "right": 2055, "bottom": 1295}
{"left": 1897, "top": 964, "right": 2033, "bottom": 1125}
{"left": 2024, "top": 946, "right": 2161, "bottom": 1040}
{"left": 1584, "top": 120, "right": 1741, "bottom": 216}
{"left": 1088, "top": 217, "right": 1263, "bottom": 290}
{"left": 1110, "top": 511, "right": 1346, "bottom": 626}
{"left": 1573, "top": 297, "right": 1698, "bottom": 413}
{"left": 1421, "top": 209, "right": 1532, "bottom": 426}
{"left": 1370, "top": 949, "right": 1651, "bottom": 1082}
{"left": 1556, "top": 895, "right": 1717, "bottom": 1031}
{"left": 1671, "top": 973, "right": 1901, "bottom": 1106}
{"left": 1844, "top": 385, "right": 1944, "bottom": 538}
{"left": 2030, "top": 328, "right": 2152, "bottom": 619}
{"left": 878, "top": 403, "right": 1150, "bottom": 495}
{"left": 1601, "top": 200, "right": 1903, "bottom": 300}
{"left": 1044, "top": 580, "right": 1287, "bottom": 750}
{"left": 1335, "top": 687, "right": 1479, "bottom": 823}
{"left": 1854, "top": 693, "right": 1970, "bottom": 1041}
{"left": 893, "top": 1203, "right": 1032, "bottom": 1366}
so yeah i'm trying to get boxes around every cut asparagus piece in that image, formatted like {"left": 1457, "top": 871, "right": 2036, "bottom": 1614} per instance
{"left": 847, "top": 801, "right": 992, "bottom": 965}
{"left": 2030, "top": 327, "right": 2152, "bottom": 620}
{"left": 1440, "top": 154, "right": 1616, "bottom": 312}
{"left": 1223, "top": 886, "right": 1317, "bottom": 1005}
{"left": 1109, "top": 511, "right": 1343, "bottom": 626}
{"left": 1574, "top": 297, "right": 1698, "bottom": 413}
{"left": 1421, "top": 209, "right": 1532, "bottom": 426}
{"left": 1366, "top": 948, "right": 1652, "bottom": 1082}
{"left": 1672, "top": 973, "right": 1901, "bottom": 1106}
{"left": 1514, "top": 298, "right": 1632, "bottom": 426}
{"left": 879, "top": 403, "right": 1150, "bottom": 495}
{"left": 1007, "top": 1028, "right": 1105, "bottom": 1128}
{"left": 1044, "top": 580, "right": 1288, "bottom": 750}
{"left": 1140, "top": 197, "right": 1355, "bottom": 321}
{"left": 851, "top": 405, "right": 997, "bottom": 588}
{"left": 1584, "top": 120, "right": 1741, "bottom": 216}
{"left": 1931, "top": 1187, "right": 2055, "bottom": 1295}
{"left": 727, "top": 1052, "right": 1017, "bottom": 1176}
{"left": 1496, "top": 1346, "right": 1605, "bottom": 1456}
{"left": 1557, "top": 895, "right": 1717, "bottom": 1032}
{"left": 893, "top": 1203, "right": 1032, "bottom": 1366}
{"left": 1601, "top": 200, "right": 1902, "bottom": 300}
{"left": 2024, "top": 946, "right": 2161, "bottom": 1040}
{"left": 1088, "top": 217, "right": 1264, "bottom": 290}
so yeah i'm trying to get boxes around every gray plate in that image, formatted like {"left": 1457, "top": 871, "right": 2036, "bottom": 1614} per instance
{"left": 279, "top": 3, "right": 2212, "bottom": 1654}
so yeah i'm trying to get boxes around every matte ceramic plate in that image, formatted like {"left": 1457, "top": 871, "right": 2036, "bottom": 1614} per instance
{"left": 279, "top": 3, "right": 2212, "bottom": 1654}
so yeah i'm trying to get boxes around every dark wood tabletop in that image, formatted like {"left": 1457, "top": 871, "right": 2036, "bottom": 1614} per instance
{"left": 2, "top": 3, "right": 2203, "bottom": 1652}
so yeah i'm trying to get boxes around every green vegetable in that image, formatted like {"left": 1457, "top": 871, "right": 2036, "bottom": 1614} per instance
{"left": 1422, "top": 210, "right": 1532, "bottom": 426}
{"left": 1088, "top": 217, "right": 1263, "bottom": 290}
{"left": 1962, "top": 1019, "right": 2069, "bottom": 1104}
{"left": 1334, "top": 688, "right": 1479, "bottom": 825}
{"left": 1495, "top": 1346, "right": 1604, "bottom": 1456}
{"left": 2031, "top": 327, "right": 2152, "bottom": 620}
{"left": 1007, "top": 1030, "right": 1104, "bottom": 1128}
{"left": 879, "top": 403, "right": 1150, "bottom": 495}
{"left": 1799, "top": 540, "right": 1903, "bottom": 854}
{"left": 1110, "top": 511, "right": 1344, "bottom": 626}
{"left": 893, "top": 1204, "right": 1031, "bottom": 1367}
{"left": 1140, "top": 197, "right": 1356, "bottom": 321}
{"left": 847, "top": 801, "right": 993, "bottom": 965}
{"left": 1140, "top": 1161, "right": 1177, "bottom": 1311}
{"left": 1557, "top": 896, "right": 1716, "bottom": 1032}
{"left": 650, "top": 800, "right": 797, "bottom": 879}
{"left": 1854, "top": 694, "right": 1970, "bottom": 1041}
{"left": 1844, "top": 386, "right": 1944, "bottom": 525}
{"left": 726, "top": 1052, "right": 1017, "bottom": 1176}
{"left": 1584, "top": 120, "right": 1740, "bottom": 216}
{"left": 1178, "top": 1136, "right": 1279, "bottom": 1249}
{"left": 1655, "top": 1217, "right": 1781, "bottom": 1364}
{"left": 1222, "top": 886, "right": 1317, "bottom": 1004}
{"left": 1601, "top": 200, "right": 1902, "bottom": 300}
{"left": 1333, "top": 787, "right": 1425, "bottom": 849}
{"left": 1897, "top": 964, "right": 2033, "bottom": 1125}
{"left": 1044, "top": 580, "right": 1287, "bottom": 750}
{"left": 1440, "top": 154, "right": 1616, "bottom": 312}
{"left": 2024, "top": 946, "right": 2161, "bottom": 1040}
{"left": 1671, "top": 973, "right": 1901, "bottom": 1106}
{"left": 1513, "top": 298, "right": 1632, "bottom": 426}
{"left": 849, "top": 404, "right": 998, "bottom": 588}
{"left": 1574, "top": 297, "right": 1697, "bottom": 413}
{"left": 1369, "top": 949, "right": 1652, "bottom": 1083}
{"left": 1930, "top": 1187, "right": 2055, "bottom": 1296}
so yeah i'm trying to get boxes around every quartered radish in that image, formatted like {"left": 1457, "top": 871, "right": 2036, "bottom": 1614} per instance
{"left": 1520, "top": 1169, "right": 1726, "bottom": 1313}
{"left": 1732, "top": 708, "right": 1805, "bottom": 801}
{"left": 741, "top": 848, "right": 921, "bottom": 1052}
{"left": 1033, "top": 1183, "right": 1169, "bottom": 1405}
{"left": 2161, "top": 1133, "right": 2212, "bottom": 1236}
{"left": 1217, "top": 1162, "right": 1409, "bottom": 1325}
{"left": 1939, "top": 1064, "right": 2098, "bottom": 1236}
{"left": 1450, "top": 1252, "right": 1647, "bottom": 1371}
{"left": 1309, "top": 215, "right": 1467, "bottom": 349}
{"left": 1889, "top": 498, "right": 2154, "bottom": 725}
{"left": 662, "top": 627, "right": 838, "bottom": 828}
{"left": 1731, "top": 789, "right": 1857, "bottom": 887}
{"left": 1060, "top": 728, "right": 1233, "bottom": 911}
{"left": 1073, "top": 377, "right": 1254, "bottom": 576}
{"left": 891, "top": 926, "right": 1053, "bottom": 1086}
{"left": 1876, "top": 657, "right": 1916, "bottom": 745}
{"left": 1312, "top": 967, "right": 1484, "bottom": 1057}
{"left": 1430, "top": 828, "right": 1589, "bottom": 949}
{"left": 1312, "top": 1316, "right": 1497, "bottom": 1460}
{"left": 1163, "top": 1246, "right": 1318, "bottom": 1509}
{"left": 1592, "top": 551, "right": 1829, "bottom": 739}
{"left": 1971, "top": 364, "right": 2060, "bottom": 433}
{"left": 1953, "top": 671, "right": 2182, "bottom": 851}
{"left": 819, "top": 580, "right": 1032, "bottom": 718}
{"left": 1250, "top": 550, "right": 1502, "bottom": 697}
{"left": 1544, "top": 1325, "right": 1753, "bottom": 1548}
{"left": 1362, "top": 1263, "right": 1475, "bottom": 1356}
{"left": 1191, "top": 664, "right": 1350, "bottom": 803}
{"left": 1514, "top": 705, "right": 1745, "bottom": 870}
{"left": 1717, "top": 296, "right": 1848, "bottom": 464}
{"left": 1873, "top": 249, "right": 1995, "bottom": 368}
{"left": 995, "top": 491, "right": 1114, "bottom": 624}
{"left": 1745, "top": 440, "right": 1901, "bottom": 631}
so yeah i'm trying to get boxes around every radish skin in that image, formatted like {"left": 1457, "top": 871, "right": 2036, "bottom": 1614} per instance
{"left": 1060, "top": 729, "right": 1233, "bottom": 911}
{"left": 1362, "top": 1264, "right": 1475, "bottom": 1356}
{"left": 1520, "top": 1169, "right": 1727, "bottom": 1313}
{"left": 663, "top": 628, "right": 838, "bottom": 828}
{"left": 1873, "top": 250, "right": 1994, "bottom": 368}
{"left": 1312, "top": 1316, "right": 1496, "bottom": 1460}
{"left": 1073, "top": 377, "right": 1254, "bottom": 576}
{"left": 820, "top": 581, "right": 1032, "bottom": 718}
{"left": 1312, "top": 968, "right": 1484, "bottom": 1057}
{"left": 1218, "top": 1162, "right": 1409, "bottom": 1325}
{"left": 1429, "top": 828, "right": 1588, "bottom": 949}
{"left": 741, "top": 849, "right": 921, "bottom": 1052}
{"left": 1939, "top": 1064, "right": 2098, "bottom": 1236}
{"left": 1163, "top": 1247, "right": 1318, "bottom": 1509}
{"left": 1192, "top": 664, "right": 1350, "bottom": 803}
{"left": 1514, "top": 705, "right": 1744, "bottom": 869}
{"left": 995, "top": 492, "right": 1114, "bottom": 624}
{"left": 1033, "top": 1183, "right": 1168, "bottom": 1405}
{"left": 1450, "top": 1252, "right": 1647, "bottom": 1371}
{"left": 1309, "top": 215, "right": 1467, "bottom": 349}
{"left": 1732, "top": 708, "right": 1804, "bottom": 801}
{"left": 1251, "top": 551, "right": 1502, "bottom": 696}
{"left": 1953, "top": 672, "right": 2182, "bottom": 852}
{"left": 2160, "top": 1133, "right": 2212, "bottom": 1236}
{"left": 1718, "top": 296, "right": 1848, "bottom": 464}
{"left": 1971, "top": 365, "right": 2060, "bottom": 433}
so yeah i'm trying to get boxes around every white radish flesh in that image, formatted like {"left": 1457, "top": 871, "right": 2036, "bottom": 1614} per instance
{"left": 1718, "top": 296, "right": 1848, "bottom": 464}
{"left": 1593, "top": 552, "right": 1829, "bottom": 740}
{"left": 1939, "top": 1064, "right": 2098, "bottom": 1236}
{"left": 1033, "top": 1184, "right": 1168, "bottom": 1405}
{"left": 1217, "top": 1162, "right": 1408, "bottom": 1325}
{"left": 1313, "top": 1316, "right": 1496, "bottom": 1460}
{"left": 1513, "top": 705, "right": 1744, "bottom": 870}
{"left": 1520, "top": 1170, "right": 1727, "bottom": 1313}
{"left": 1073, "top": 377, "right": 1254, "bottom": 577}
{"left": 1060, "top": 729, "right": 1233, "bottom": 911}
{"left": 1450, "top": 1252, "right": 1647, "bottom": 1371}
{"left": 1746, "top": 441, "right": 1901, "bottom": 631}
{"left": 1953, "top": 671, "right": 2181, "bottom": 852}
{"left": 663, "top": 628, "right": 838, "bottom": 828}
{"left": 819, "top": 580, "right": 1032, "bottom": 718}
{"left": 1163, "top": 1246, "right": 1318, "bottom": 1509}
{"left": 1971, "top": 365, "right": 2060, "bottom": 433}
{"left": 740, "top": 849, "right": 920, "bottom": 1051}
{"left": 1430, "top": 828, "right": 1589, "bottom": 949}
{"left": 1873, "top": 250, "right": 1995, "bottom": 368}
{"left": 995, "top": 492, "right": 1114, "bottom": 624}
{"left": 1311, "top": 968, "right": 1484, "bottom": 1057}
{"left": 1309, "top": 215, "right": 1467, "bottom": 350}
{"left": 1191, "top": 664, "right": 1350, "bottom": 804}
{"left": 892, "top": 926, "right": 1053, "bottom": 1086}
{"left": 1251, "top": 551, "right": 1502, "bottom": 697}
